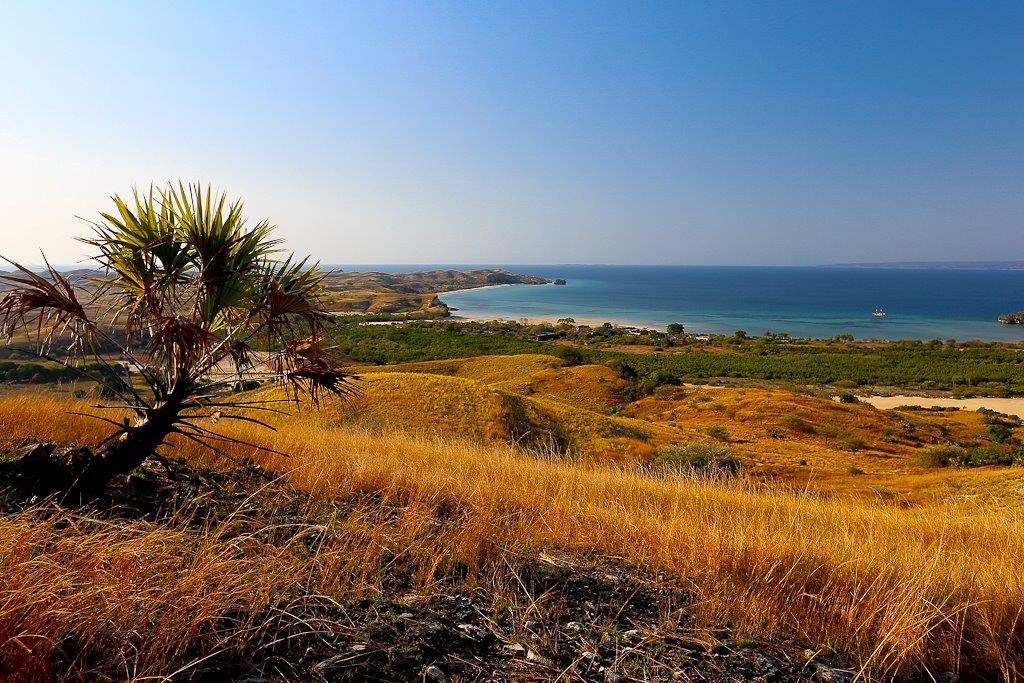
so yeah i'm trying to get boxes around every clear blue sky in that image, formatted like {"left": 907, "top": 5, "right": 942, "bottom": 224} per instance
{"left": 1, "top": 1, "right": 1021, "bottom": 265}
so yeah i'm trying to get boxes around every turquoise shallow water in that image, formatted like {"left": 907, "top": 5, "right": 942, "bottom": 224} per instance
{"left": 423, "top": 265, "right": 1024, "bottom": 342}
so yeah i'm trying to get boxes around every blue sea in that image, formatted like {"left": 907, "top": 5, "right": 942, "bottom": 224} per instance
{"left": 337, "top": 265, "right": 1024, "bottom": 342}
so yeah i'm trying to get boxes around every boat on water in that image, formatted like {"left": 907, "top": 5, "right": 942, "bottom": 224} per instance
{"left": 873, "top": 308, "right": 886, "bottom": 318}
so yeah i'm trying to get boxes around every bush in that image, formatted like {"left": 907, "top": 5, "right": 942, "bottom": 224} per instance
{"left": 834, "top": 434, "right": 866, "bottom": 452}
{"left": 848, "top": 466, "right": 865, "bottom": 475}
{"left": 916, "top": 444, "right": 1021, "bottom": 468}
{"left": 666, "top": 323, "right": 684, "bottom": 335}
{"left": 556, "top": 346, "right": 585, "bottom": 367}
{"left": 655, "top": 442, "right": 741, "bottom": 475}
{"left": 706, "top": 425, "right": 730, "bottom": 441}
{"left": 625, "top": 369, "right": 680, "bottom": 399}
{"left": 765, "top": 427, "right": 785, "bottom": 439}
{"left": 837, "top": 393, "right": 858, "bottom": 404}
{"left": 870, "top": 485, "right": 896, "bottom": 500}
{"left": 780, "top": 412, "right": 814, "bottom": 433}
{"left": 914, "top": 445, "right": 965, "bottom": 468}
{"left": 979, "top": 407, "right": 1022, "bottom": 427}
{"left": 608, "top": 359, "right": 638, "bottom": 380}
{"left": 959, "top": 445, "right": 1017, "bottom": 467}
{"left": 652, "top": 384, "right": 679, "bottom": 399}
{"left": 987, "top": 423, "right": 1013, "bottom": 444}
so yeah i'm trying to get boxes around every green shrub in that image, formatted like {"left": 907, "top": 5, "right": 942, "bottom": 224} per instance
{"left": 624, "top": 369, "right": 681, "bottom": 399}
{"left": 834, "top": 434, "right": 866, "bottom": 452}
{"left": 959, "top": 445, "right": 1017, "bottom": 467}
{"left": 987, "top": 423, "right": 1012, "bottom": 444}
{"left": 870, "top": 485, "right": 896, "bottom": 500}
{"left": 765, "top": 427, "right": 785, "bottom": 439}
{"left": 556, "top": 346, "right": 585, "bottom": 367}
{"left": 918, "top": 444, "right": 1021, "bottom": 468}
{"left": 978, "top": 407, "right": 1022, "bottom": 427}
{"left": 706, "top": 425, "right": 730, "bottom": 441}
{"left": 655, "top": 442, "right": 741, "bottom": 475}
{"left": 780, "top": 412, "right": 814, "bottom": 433}
{"left": 837, "top": 393, "right": 858, "bottom": 404}
{"left": 814, "top": 424, "right": 840, "bottom": 438}
{"left": 848, "top": 466, "right": 864, "bottom": 475}
{"left": 913, "top": 445, "right": 964, "bottom": 468}
{"left": 653, "top": 384, "right": 678, "bottom": 399}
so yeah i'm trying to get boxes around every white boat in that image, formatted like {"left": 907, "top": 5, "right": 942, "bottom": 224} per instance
{"left": 873, "top": 308, "right": 886, "bottom": 318}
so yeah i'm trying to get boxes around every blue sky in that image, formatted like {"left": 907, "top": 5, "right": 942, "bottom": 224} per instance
{"left": 1, "top": 1, "right": 1021, "bottom": 265}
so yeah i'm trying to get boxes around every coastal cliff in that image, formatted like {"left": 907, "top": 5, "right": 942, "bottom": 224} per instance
{"left": 998, "top": 311, "right": 1024, "bottom": 324}
{"left": 322, "top": 268, "right": 549, "bottom": 315}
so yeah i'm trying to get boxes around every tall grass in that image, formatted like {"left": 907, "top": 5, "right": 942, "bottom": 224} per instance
{"left": 2, "top": 394, "right": 1024, "bottom": 679}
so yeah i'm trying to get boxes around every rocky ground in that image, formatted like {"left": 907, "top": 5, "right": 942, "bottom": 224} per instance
{"left": 1, "top": 449, "right": 863, "bottom": 683}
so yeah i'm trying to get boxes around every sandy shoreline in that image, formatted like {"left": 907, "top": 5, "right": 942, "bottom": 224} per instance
{"left": 437, "top": 283, "right": 517, "bottom": 296}
{"left": 440, "top": 286, "right": 661, "bottom": 329}
{"left": 447, "top": 311, "right": 660, "bottom": 330}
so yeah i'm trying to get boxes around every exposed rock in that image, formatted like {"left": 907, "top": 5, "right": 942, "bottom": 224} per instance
{"left": 999, "top": 311, "right": 1024, "bottom": 324}
{"left": 709, "top": 643, "right": 732, "bottom": 656}
{"left": 456, "top": 623, "right": 487, "bottom": 640}
{"left": 312, "top": 652, "right": 353, "bottom": 676}
{"left": 526, "top": 649, "right": 554, "bottom": 667}
{"left": 811, "top": 663, "right": 854, "bottom": 683}
{"left": 423, "top": 664, "right": 450, "bottom": 682}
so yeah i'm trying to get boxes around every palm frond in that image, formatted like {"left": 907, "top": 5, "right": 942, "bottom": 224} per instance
{"left": 0, "top": 258, "right": 90, "bottom": 347}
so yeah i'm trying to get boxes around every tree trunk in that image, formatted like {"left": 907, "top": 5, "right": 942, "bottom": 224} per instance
{"left": 2, "top": 394, "right": 189, "bottom": 498}
{"left": 81, "top": 401, "right": 183, "bottom": 487}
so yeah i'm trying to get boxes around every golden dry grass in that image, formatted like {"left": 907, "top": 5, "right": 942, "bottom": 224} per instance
{"left": 348, "top": 353, "right": 559, "bottom": 387}
{"left": 0, "top": 511, "right": 306, "bottom": 681}
{"left": 332, "top": 355, "right": 1008, "bottom": 502}
{"left": 263, "top": 369, "right": 660, "bottom": 461}
{"left": 2, "top": 394, "right": 1024, "bottom": 679}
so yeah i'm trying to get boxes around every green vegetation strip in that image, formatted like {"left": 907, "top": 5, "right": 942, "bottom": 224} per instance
{"left": 330, "top": 322, "right": 1024, "bottom": 395}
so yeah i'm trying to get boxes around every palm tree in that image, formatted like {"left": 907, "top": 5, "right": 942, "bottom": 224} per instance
{"left": 0, "top": 182, "right": 356, "bottom": 492}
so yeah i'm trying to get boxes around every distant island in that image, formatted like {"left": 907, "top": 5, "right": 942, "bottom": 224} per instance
{"left": 322, "top": 268, "right": 550, "bottom": 316}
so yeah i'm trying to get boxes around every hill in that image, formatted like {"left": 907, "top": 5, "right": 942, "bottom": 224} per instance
{"left": 321, "top": 268, "right": 549, "bottom": 315}
{"left": 314, "top": 353, "right": 1020, "bottom": 506}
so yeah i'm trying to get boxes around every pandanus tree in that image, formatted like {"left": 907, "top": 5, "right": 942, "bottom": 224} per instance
{"left": 0, "top": 182, "right": 356, "bottom": 492}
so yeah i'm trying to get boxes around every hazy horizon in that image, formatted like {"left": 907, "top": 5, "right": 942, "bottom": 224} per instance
{"left": 14, "top": 260, "right": 1024, "bottom": 273}
{"left": 2, "top": 1, "right": 1022, "bottom": 266}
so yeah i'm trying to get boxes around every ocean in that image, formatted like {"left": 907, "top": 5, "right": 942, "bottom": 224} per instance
{"left": 337, "top": 265, "right": 1024, "bottom": 342}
